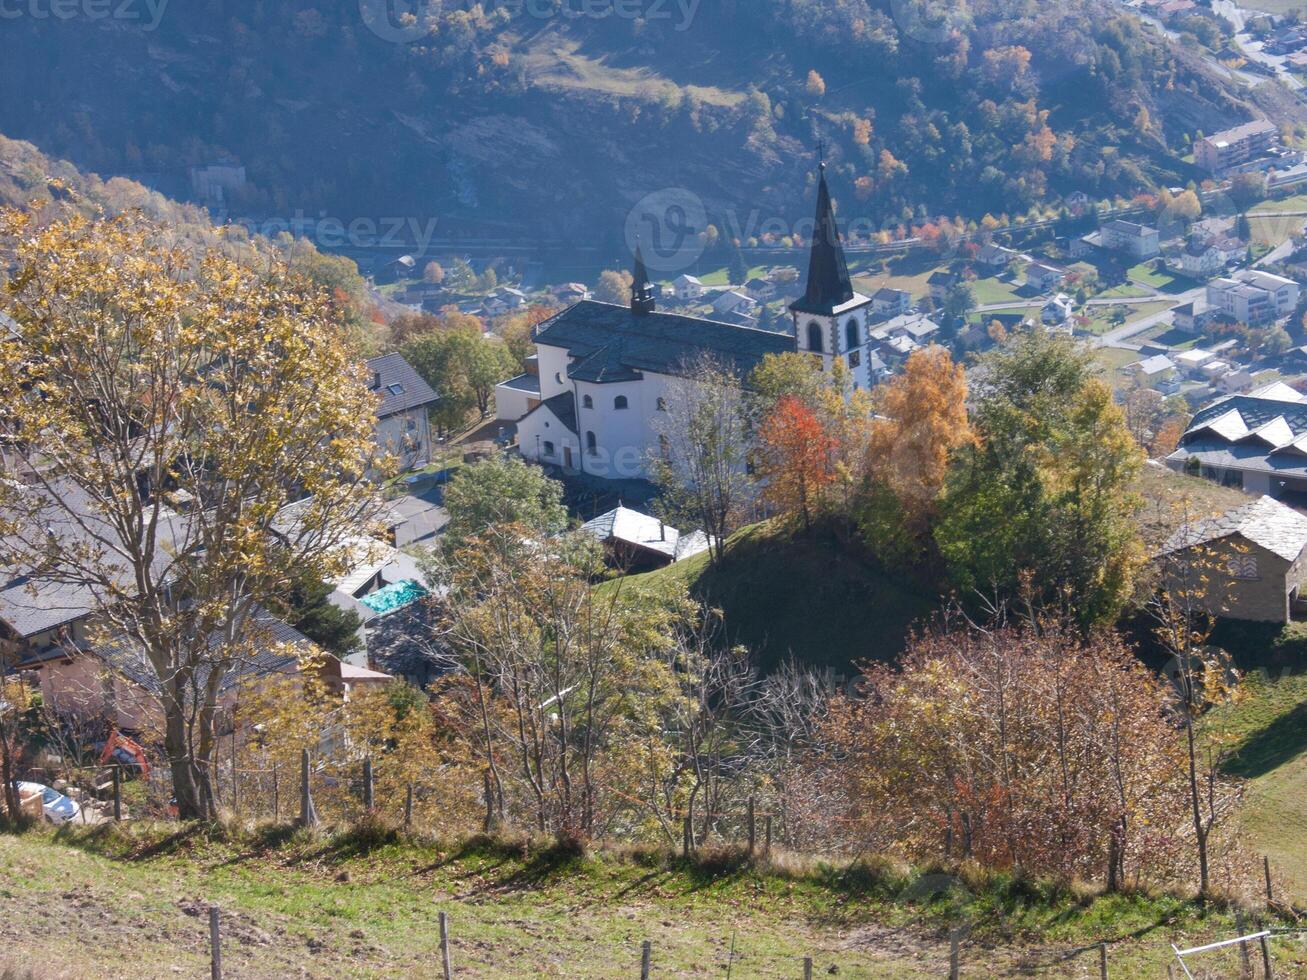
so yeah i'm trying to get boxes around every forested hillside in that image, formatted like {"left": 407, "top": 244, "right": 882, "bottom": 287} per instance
{"left": 0, "top": 0, "right": 1282, "bottom": 242}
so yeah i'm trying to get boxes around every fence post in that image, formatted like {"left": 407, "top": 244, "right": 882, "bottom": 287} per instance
{"left": 1256, "top": 917, "right": 1273, "bottom": 979}
{"left": 640, "top": 939, "right": 652, "bottom": 979}
{"left": 362, "top": 757, "right": 374, "bottom": 811}
{"left": 949, "top": 927, "right": 960, "bottom": 980}
{"left": 272, "top": 767, "right": 279, "bottom": 823}
{"left": 764, "top": 814, "right": 772, "bottom": 854}
{"left": 1236, "top": 911, "right": 1253, "bottom": 978}
{"left": 405, "top": 782, "right": 414, "bottom": 829}
{"left": 299, "top": 749, "right": 318, "bottom": 828}
{"left": 112, "top": 765, "right": 122, "bottom": 822}
{"left": 439, "top": 910, "right": 453, "bottom": 980}
{"left": 209, "top": 905, "right": 222, "bottom": 980}
{"left": 747, "top": 797, "right": 755, "bottom": 855}
{"left": 1264, "top": 855, "right": 1274, "bottom": 904}
{"left": 803, "top": 955, "right": 813, "bottom": 979}
{"left": 1099, "top": 941, "right": 1108, "bottom": 980}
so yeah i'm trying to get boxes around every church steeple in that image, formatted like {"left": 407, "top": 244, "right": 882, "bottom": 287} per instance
{"left": 630, "top": 242, "right": 656, "bottom": 316}
{"left": 790, "top": 156, "right": 855, "bottom": 316}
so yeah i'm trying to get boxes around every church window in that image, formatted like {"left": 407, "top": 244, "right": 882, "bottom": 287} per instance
{"left": 846, "top": 319, "right": 860, "bottom": 349}
{"left": 807, "top": 322, "right": 824, "bottom": 352}
{"left": 583, "top": 394, "right": 593, "bottom": 409}
{"left": 543, "top": 441, "right": 555, "bottom": 457}
{"left": 614, "top": 395, "right": 629, "bottom": 410}
{"left": 586, "top": 431, "right": 598, "bottom": 454}
{"left": 848, "top": 350, "right": 861, "bottom": 369}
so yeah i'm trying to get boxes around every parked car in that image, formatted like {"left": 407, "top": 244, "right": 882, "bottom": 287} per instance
{"left": 15, "top": 781, "right": 81, "bottom": 825}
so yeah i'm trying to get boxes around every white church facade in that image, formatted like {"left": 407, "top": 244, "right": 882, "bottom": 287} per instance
{"left": 504, "top": 164, "right": 871, "bottom": 482}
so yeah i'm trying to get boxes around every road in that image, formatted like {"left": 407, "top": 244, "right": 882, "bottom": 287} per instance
{"left": 1094, "top": 285, "right": 1207, "bottom": 349}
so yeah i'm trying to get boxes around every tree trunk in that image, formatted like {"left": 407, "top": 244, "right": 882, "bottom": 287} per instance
{"left": 164, "top": 701, "right": 213, "bottom": 821}
{"left": 1185, "top": 715, "right": 1209, "bottom": 896}
{"left": 0, "top": 728, "right": 20, "bottom": 824}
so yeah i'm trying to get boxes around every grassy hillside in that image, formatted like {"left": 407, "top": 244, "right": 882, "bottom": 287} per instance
{"left": 615, "top": 520, "right": 936, "bottom": 674}
{"left": 1, "top": 824, "right": 1297, "bottom": 978}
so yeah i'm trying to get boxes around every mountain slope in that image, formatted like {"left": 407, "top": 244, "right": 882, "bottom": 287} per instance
{"left": 0, "top": 0, "right": 1278, "bottom": 250}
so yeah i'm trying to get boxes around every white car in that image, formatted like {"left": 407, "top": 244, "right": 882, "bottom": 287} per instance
{"left": 15, "top": 781, "right": 81, "bottom": 825}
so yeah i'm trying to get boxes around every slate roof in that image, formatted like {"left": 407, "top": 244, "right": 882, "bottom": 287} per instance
{"left": 533, "top": 301, "right": 793, "bottom": 383}
{"left": 1160, "top": 495, "right": 1307, "bottom": 563}
{"left": 581, "top": 506, "right": 713, "bottom": 562}
{"left": 790, "top": 166, "right": 858, "bottom": 315}
{"left": 366, "top": 353, "right": 440, "bottom": 417}
{"left": 91, "top": 606, "right": 311, "bottom": 698}
{"left": 537, "top": 391, "right": 577, "bottom": 432}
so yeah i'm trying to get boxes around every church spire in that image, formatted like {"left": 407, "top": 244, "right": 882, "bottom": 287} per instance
{"left": 790, "top": 153, "right": 855, "bottom": 316}
{"left": 630, "top": 241, "right": 656, "bottom": 316}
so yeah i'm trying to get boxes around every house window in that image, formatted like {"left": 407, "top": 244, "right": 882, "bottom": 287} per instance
{"left": 387, "top": 383, "right": 405, "bottom": 396}
{"left": 586, "top": 431, "right": 597, "bottom": 454}
{"left": 543, "top": 440, "right": 555, "bottom": 457}
{"left": 656, "top": 397, "right": 667, "bottom": 411}
{"left": 406, "top": 418, "right": 418, "bottom": 432}
{"left": 614, "top": 395, "right": 629, "bottom": 410}
{"left": 583, "top": 394, "right": 593, "bottom": 409}
{"left": 1228, "top": 554, "right": 1259, "bottom": 580}
{"left": 807, "top": 322, "right": 824, "bottom": 353}
{"left": 845, "top": 319, "right": 860, "bottom": 349}
{"left": 848, "top": 350, "right": 861, "bottom": 369}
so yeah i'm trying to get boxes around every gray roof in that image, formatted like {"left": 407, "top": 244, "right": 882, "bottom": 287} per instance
{"left": 534, "top": 301, "right": 793, "bottom": 383}
{"left": 1160, "top": 495, "right": 1307, "bottom": 563}
{"left": 366, "top": 353, "right": 440, "bottom": 417}
{"left": 535, "top": 391, "right": 577, "bottom": 433}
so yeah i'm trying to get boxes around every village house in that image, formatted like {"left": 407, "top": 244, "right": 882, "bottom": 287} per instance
{"left": 1025, "top": 262, "right": 1065, "bottom": 293}
{"left": 366, "top": 353, "right": 441, "bottom": 472}
{"left": 1172, "top": 300, "right": 1218, "bottom": 335}
{"left": 710, "top": 290, "right": 758, "bottom": 318}
{"left": 1041, "top": 293, "right": 1074, "bottom": 326}
{"left": 1206, "top": 270, "right": 1299, "bottom": 326}
{"left": 976, "top": 243, "right": 1019, "bottom": 270}
{"left": 1100, "top": 219, "right": 1161, "bottom": 260}
{"left": 1157, "top": 495, "right": 1307, "bottom": 623}
{"left": 514, "top": 165, "right": 876, "bottom": 481}
{"left": 579, "top": 505, "right": 713, "bottom": 571}
{"left": 871, "top": 287, "right": 913, "bottom": 318}
{"left": 745, "top": 277, "right": 777, "bottom": 302}
{"left": 672, "top": 274, "right": 705, "bottom": 302}
{"left": 1194, "top": 119, "right": 1281, "bottom": 176}
{"left": 927, "top": 270, "right": 959, "bottom": 302}
{"left": 1172, "top": 239, "right": 1226, "bottom": 279}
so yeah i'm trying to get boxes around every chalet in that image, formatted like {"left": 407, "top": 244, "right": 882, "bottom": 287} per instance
{"left": 1157, "top": 496, "right": 1307, "bottom": 623}
{"left": 1166, "top": 383, "right": 1307, "bottom": 496}
{"left": 669, "top": 275, "right": 703, "bottom": 302}
{"left": 710, "top": 290, "right": 757, "bottom": 317}
{"left": 745, "top": 277, "right": 777, "bottom": 301}
{"left": 927, "top": 270, "right": 959, "bottom": 302}
{"left": 366, "top": 353, "right": 441, "bottom": 472}
{"left": 976, "top": 243, "right": 1018, "bottom": 270}
{"left": 580, "top": 506, "right": 713, "bottom": 571}
{"left": 1041, "top": 293, "right": 1074, "bottom": 326}
{"left": 1025, "top": 262, "right": 1065, "bottom": 292}
{"left": 872, "top": 287, "right": 913, "bottom": 318}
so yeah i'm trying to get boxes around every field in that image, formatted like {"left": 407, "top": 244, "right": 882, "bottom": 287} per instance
{"left": 1079, "top": 300, "right": 1173, "bottom": 336}
{"left": 0, "top": 824, "right": 1299, "bottom": 979}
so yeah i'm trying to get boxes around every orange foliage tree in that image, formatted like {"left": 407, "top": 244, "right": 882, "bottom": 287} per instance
{"left": 756, "top": 395, "right": 838, "bottom": 530}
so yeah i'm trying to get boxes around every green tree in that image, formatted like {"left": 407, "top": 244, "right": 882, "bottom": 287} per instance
{"left": 727, "top": 247, "right": 749, "bottom": 286}
{"left": 277, "top": 574, "right": 364, "bottom": 659}
{"left": 443, "top": 455, "right": 568, "bottom": 550}
{"left": 935, "top": 329, "right": 1144, "bottom": 627}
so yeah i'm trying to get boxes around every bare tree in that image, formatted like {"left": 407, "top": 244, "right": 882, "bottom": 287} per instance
{"left": 651, "top": 353, "right": 757, "bottom": 563}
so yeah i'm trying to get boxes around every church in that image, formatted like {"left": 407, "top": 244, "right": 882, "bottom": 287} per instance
{"left": 505, "top": 164, "right": 875, "bottom": 482}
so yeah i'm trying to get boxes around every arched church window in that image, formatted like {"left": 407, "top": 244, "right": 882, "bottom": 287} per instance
{"left": 583, "top": 394, "right": 593, "bottom": 409}
{"left": 807, "top": 322, "right": 824, "bottom": 352}
{"left": 586, "top": 431, "right": 598, "bottom": 454}
{"left": 614, "top": 396, "right": 629, "bottom": 410}
{"left": 845, "top": 318, "right": 860, "bottom": 350}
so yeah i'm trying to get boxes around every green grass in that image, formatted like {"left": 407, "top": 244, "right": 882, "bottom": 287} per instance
{"left": 969, "top": 276, "right": 1023, "bottom": 305}
{"left": 611, "top": 519, "right": 936, "bottom": 673}
{"left": 851, "top": 252, "right": 944, "bottom": 301}
{"left": 695, "top": 265, "right": 769, "bottom": 288}
{"left": 1202, "top": 650, "right": 1307, "bottom": 905}
{"left": 1079, "top": 300, "right": 1173, "bottom": 336}
{"left": 1125, "top": 261, "right": 1191, "bottom": 294}
{"left": 0, "top": 823, "right": 1295, "bottom": 979}
{"left": 1251, "top": 193, "right": 1307, "bottom": 213}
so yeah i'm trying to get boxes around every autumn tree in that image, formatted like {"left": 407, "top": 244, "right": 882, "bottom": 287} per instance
{"left": 423, "top": 260, "right": 445, "bottom": 285}
{"left": 824, "top": 617, "right": 1201, "bottom": 885}
{"left": 805, "top": 69, "right": 826, "bottom": 98}
{"left": 594, "top": 269, "right": 633, "bottom": 305}
{"left": 0, "top": 208, "right": 386, "bottom": 819}
{"left": 861, "top": 346, "right": 973, "bottom": 563}
{"left": 756, "top": 396, "right": 838, "bottom": 531}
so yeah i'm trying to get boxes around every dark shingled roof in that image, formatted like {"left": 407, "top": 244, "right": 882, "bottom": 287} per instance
{"left": 533, "top": 301, "right": 793, "bottom": 382}
{"left": 539, "top": 391, "right": 577, "bottom": 432}
{"left": 366, "top": 353, "right": 440, "bottom": 417}
{"left": 790, "top": 166, "right": 856, "bottom": 316}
